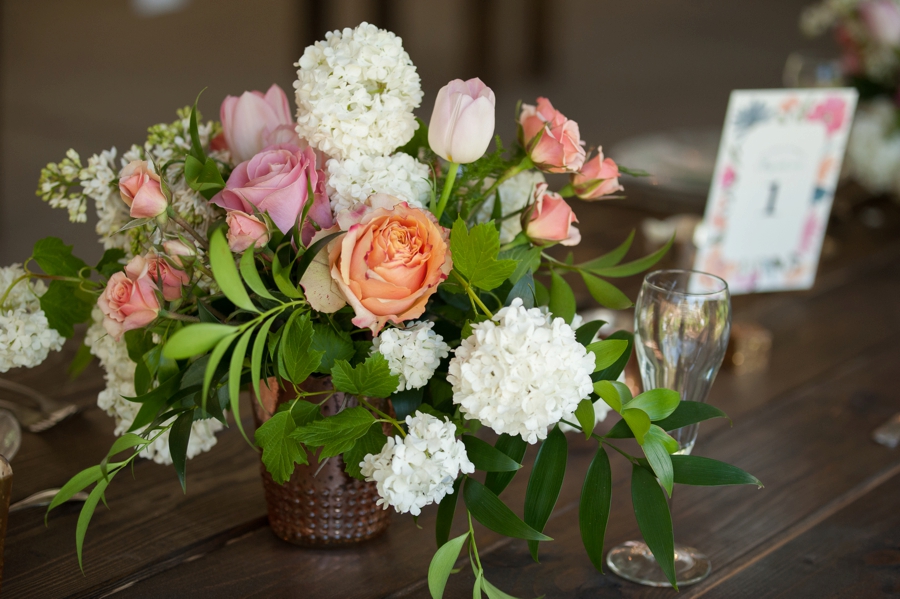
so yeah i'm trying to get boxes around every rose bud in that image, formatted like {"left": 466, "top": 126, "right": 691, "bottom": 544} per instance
{"left": 220, "top": 84, "right": 297, "bottom": 163}
{"left": 524, "top": 182, "right": 581, "bottom": 246}
{"left": 428, "top": 78, "right": 496, "bottom": 164}
{"left": 162, "top": 239, "right": 196, "bottom": 267}
{"left": 226, "top": 210, "right": 270, "bottom": 253}
{"left": 518, "top": 97, "right": 586, "bottom": 173}
{"left": 118, "top": 160, "right": 168, "bottom": 219}
{"left": 861, "top": 0, "right": 900, "bottom": 46}
{"left": 571, "top": 151, "right": 624, "bottom": 200}
{"left": 97, "top": 255, "right": 160, "bottom": 340}
{"left": 142, "top": 252, "right": 190, "bottom": 301}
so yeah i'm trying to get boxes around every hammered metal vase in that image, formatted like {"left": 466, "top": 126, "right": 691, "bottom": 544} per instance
{"left": 252, "top": 377, "right": 391, "bottom": 547}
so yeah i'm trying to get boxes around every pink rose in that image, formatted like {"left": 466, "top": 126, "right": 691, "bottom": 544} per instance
{"left": 98, "top": 255, "right": 160, "bottom": 340}
{"left": 220, "top": 84, "right": 298, "bottom": 163}
{"left": 226, "top": 210, "right": 270, "bottom": 252}
{"left": 519, "top": 98, "right": 586, "bottom": 173}
{"left": 428, "top": 78, "right": 496, "bottom": 164}
{"left": 140, "top": 253, "right": 189, "bottom": 301}
{"left": 300, "top": 195, "right": 452, "bottom": 334}
{"left": 162, "top": 239, "right": 196, "bottom": 267}
{"left": 860, "top": 0, "right": 900, "bottom": 46}
{"left": 571, "top": 151, "right": 624, "bottom": 200}
{"left": 524, "top": 183, "right": 581, "bottom": 247}
{"left": 119, "top": 160, "right": 168, "bottom": 219}
{"left": 211, "top": 144, "right": 333, "bottom": 244}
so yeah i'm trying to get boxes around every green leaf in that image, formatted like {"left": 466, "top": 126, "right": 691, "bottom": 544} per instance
{"left": 581, "top": 272, "right": 633, "bottom": 310}
{"left": 428, "top": 532, "right": 468, "bottom": 599}
{"left": 484, "top": 434, "right": 528, "bottom": 495}
{"left": 606, "top": 401, "right": 728, "bottom": 438}
{"left": 296, "top": 231, "right": 342, "bottom": 281}
{"left": 251, "top": 315, "right": 278, "bottom": 403}
{"left": 586, "top": 339, "right": 629, "bottom": 372}
{"left": 184, "top": 155, "right": 227, "bottom": 200}
{"left": 631, "top": 464, "right": 677, "bottom": 589}
{"left": 548, "top": 270, "right": 576, "bottom": 324}
{"left": 391, "top": 387, "right": 425, "bottom": 422}
{"left": 505, "top": 269, "right": 535, "bottom": 309}
{"left": 330, "top": 353, "right": 399, "bottom": 399}
{"left": 436, "top": 477, "right": 462, "bottom": 548}
{"left": 578, "top": 231, "right": 635, "bottom": 270}
{"left": 451, "top": 219, "right": 516, "bottom": 291}
{"left": 228, "top": 327, "right": 255, "bottom": 445}
{"left": 32, "top": 237, "right": 88, "bottom": 277}
{"left": 106, "top": 433, "right": 149, "bottom": 458}
{"left": 163, "top": 323, "right": 237, "bottom": 359}
{"left": 574, "top": 399, "right": 597, "bottom": 439}
{"left": 67, "top": 342, "right": 94, "bottom": 379}
{"left": 525, "top": 426, "right": 567, "bottom": 561}
{"left": 95, "top": 248, "right": 126, "bottom": 278}
{"left": 271, "top": 253, "right": 302, "bottom": 299}
{"left": 311, "top": 324, "right": 356, "bottom": 374}
{"left": 575, "top": 320, "right": 606, "bottom": 346}
{"left": 255, "top": 410, "right": 308, "bottom": 484}
{"left": 46, "top": 464, "right": 107, "bottom": 519}
{"left": 622, "top": 408, "right": 651, "bottom": 444}
{"left": 646, "top": 424, "right": 680, "bottom": 454}
{"left": 280, "top": 311, "right": 324, "bottom": 384}
{"left": 39, "top": 281, "right": 93, "bottom": 337}
{"left": 579, "top": 447, "right": 612, "bottom": 573}
{"left": 168, "top": 410, "right": 194, "bottom": 492}
{"left": 291, "top": 406, "right": 376, "bottom": 458}
{"left": 500, "top": 245, "right": 542, "bottom": 284}
{"left": 670, "top": 455, "right": 763, "bottom": 488}
{"left": 202, "top": 332, "right": 239, "bottom": 411}
{"left": 482, "top": 578, "right": 526, "bottom": 599}
{"left": 461, "top": 435, "right": 522, "bottom": 472}
{"left": 239, "top": 249, "right": 277, "bottom": 301}
{"left": 76, "top": 474, "right": 113, "bottom": 572}
{"left": 585, "top": 236, "right": 673, "bottom": 278}
{"left": 625, "top": 388, "right": 680, "bottom": 421}
{"left": 592, "top": 331, "right": 633, "bottom": 382}
{"left": 642, "top": 433, "right": 674, "bottom": 496}
{"left": 464, "top": 477, "right": 552, "bottom": 542}
{"left": 289, "top": 399, "right": 323, "bottom": 427}
{"left": 474, "top": 572, "right": 484, "bottom": 599}
{"left": 593, "top": 380, "right": 631, "bottom": 413}
{"left": 188, "top": 90, "right": 206, "bottom": 161}
{"left": 343, "top": 424, "right": 387, "bottom": 480}
{"left": 209, "top": 228, "right": 258, "bottom": 313}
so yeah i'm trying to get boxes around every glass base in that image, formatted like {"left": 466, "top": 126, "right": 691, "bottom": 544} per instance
{"left": 606, "top": 540, "right": 711, "bottom": 588}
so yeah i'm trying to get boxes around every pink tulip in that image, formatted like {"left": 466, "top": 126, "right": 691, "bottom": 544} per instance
{"left": 119, "top": 160, "right": 168, "bottom": 219}
{"left": 519, "top": 98, "right": 586, "bottom": 173}
{"left": 571, "top": 151, "right": 624, "bottom": 200}
{"left": 428, "top": 78, "right": 496, "bottom": 163}
{"left": 226, "top": 210, "right": 270, "bottom": 252}
{"left": 220, "top": 84, "right": 297, "bottom": 163}
{"left": 860, "top": 0, "right": 900, "bottom": 46}
{"left": 524, "top": 183, "right": 581, "bottom": 246}
{"left": 98, "top": 256, "right": 161, "bottom": 340}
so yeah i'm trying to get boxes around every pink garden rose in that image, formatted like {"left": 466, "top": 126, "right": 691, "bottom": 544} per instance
{"left": 220, "top": 84, "right": 298, "bottom": 163}
{"left": 142, "top": 253, "right": 189, "bottom": 301}
{"left": 226, "top": 210, "right": 270, "bottom": 252}
{"left": 428, "top": 78, "right": 496, "bottom": 164}
{"left": 98, "top": 255, "right": 161, "bottom": 340}
{"left": 571, "top": 151, "right": 624, "bottom": 200}
{"left": 300, "top": 195, "right": 452, "bottom": 334}
{"left": 211, "top": 144, "right": 333, "bottom": 244}
{"left": 860, "top": 0, "right": 900, "bottom": 46}
{"left": 519, "top": 98, "right": 586, "bottom": 173}
{"left": 524, "top": 183, "right": 581, "bottom": 246}
{"left": 119, "top": 160, "right": 168, "bottom": 219}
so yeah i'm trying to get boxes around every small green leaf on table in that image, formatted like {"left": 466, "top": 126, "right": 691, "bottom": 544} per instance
{"left": 464, "top": 478, "right": 552, "bottom": 542}
{"left": 76, "top": 474, "right": 114, "bottom": 572}
{"left": 428, "top": 532, "right": 468, "bottom": 599}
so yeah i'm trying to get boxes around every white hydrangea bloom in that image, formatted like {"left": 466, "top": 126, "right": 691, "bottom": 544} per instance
{"left": 326, "top": 153, "right": 432, "bottom": 215}
{"left": 372, "top": 321, "right": 450, "bottom": 392}
{"left": 448, "top": 298, "right": 595, "bottom": 444}
{"left": 846, "top": 99, "right": 900, "bottom": 195}
{"left": 85, "top": 308, "right": 222, "bottom": 464}
{"left": 0, "top": 265, "right": 65, "bottom": 373}
{"left": 360, "top": 411, "right": 474, "bottom": 516}
{"left": 476, "top": 171, "right": 546, "bottom": 244}
{"left": 294, "top": 22, "right": 423, "bottom": 159}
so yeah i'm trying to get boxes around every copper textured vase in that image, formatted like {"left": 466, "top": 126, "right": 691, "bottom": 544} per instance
{"left": 251, "top": 377, "right": 391, "bottom": 546}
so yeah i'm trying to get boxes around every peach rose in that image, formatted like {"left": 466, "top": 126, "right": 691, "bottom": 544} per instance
{"left": 519, "top": 97, "right": 586, "bottom": 173}
{"left": 226, "top": 210, "right": 270, "bottom": 253}
{"left": 571, "top": 151, "right": 624, "bottom": 200}
{"left": 301, "top": 195, "right": 452, "bottom": 334}
{"left": 524, "top": 183, "right": 581, "bottom": 247}
{"left": 162, "top": 239, "right": 196, "bottom": 267}
{"left": 98, "top": 255, "right": 161, "bottom": 340}
{"left": 139, "top": 253, "right": 189, "bottom": 301}
{"left": 119, "top": 160, "right": 168, "bottom": 219}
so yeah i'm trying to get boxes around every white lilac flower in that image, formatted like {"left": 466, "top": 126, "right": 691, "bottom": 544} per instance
{"left": 293, "top": 22, "right": 423, "bottom": 159}
{"left": 846, "top": 98, "right": 900, "bottom": 196}
{"left": 476, "top": 170, "right": 546, "bottom": 244}
{"left": 360, "top": 411, "right": 474, "bottom": 516}
{"left": 0, "top": 265, "right": 65, "bottom": 373}
{"left": 372, "top": 321, "right": 450, "bottom": 392}
{"left": 85, "top": 307, "right": 222, "bottom": 464}
{"left": 326, "top": 153, "right": 432, "bottom": 215}
{"left": 448, "top": 298, "right": 595, "bottom": 444}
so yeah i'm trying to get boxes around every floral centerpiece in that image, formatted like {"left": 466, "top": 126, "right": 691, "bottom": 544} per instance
{"left": 1, "top": 23, "right": 760, "bottom": 596}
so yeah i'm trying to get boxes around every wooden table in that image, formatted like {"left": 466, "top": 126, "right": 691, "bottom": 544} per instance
{"left": 4, "top": 194, "right": 900, "bottom": 598}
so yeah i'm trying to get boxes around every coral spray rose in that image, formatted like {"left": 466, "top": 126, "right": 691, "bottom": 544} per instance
{"left": 571, "top": 151, "right": 624, "bottom": 200}
{"left": 118, "top": 160, "right": 168, "bottom": 219}
{"left": 518, "top": 97, "right": 586, "bottom": 173}
{"left": 97, "top": 255, "right": 161, "bottom": 340}
{"left": 428, "top": 78, "right": 496, "bottom": 164}
{"left": 524, "top": 183, "right": 581, "bottom": 247}
{"left": 220, "top": 84, "right": 298, "bottom": 163}
{"left": 300, "top": 195, "right": 452, "bottom": 334}
{"left": 143, "top": 252, "right": 189, "bottom": 301}
{"left": 226, "top": 210, "right": 270, "bottom": 252}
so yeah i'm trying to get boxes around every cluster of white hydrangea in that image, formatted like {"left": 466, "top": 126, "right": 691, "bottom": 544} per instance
{"left": 0, "top": 265, "right": 65, "bottom": 373}
{"left": 325, "top": 153, "right": 432, "bottom": 215}
{"left": 448, "top": 298, "right": 595, "bottom": 444}
{"left": 85, "top": 308, "right": 222, "bottom": 465}
{"left": 360, "top": 411, "right": 474, "bottom": 516}
{"left": 845, "top": 98, "right": 900, "bottom": 195}
{"left": 294, "top": 22, "right": 423, "bottom": 159}
{"left": 476, "top": 171, "right": 546, "bottom": 244}
{"left": 372, "top": 321, "right": 450, "bottom": 392}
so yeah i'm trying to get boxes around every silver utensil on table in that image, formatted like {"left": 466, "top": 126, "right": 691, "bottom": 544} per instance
{"left": 0, "top": 410, "right": 21, "bottom": 461}
{"left": 9, "top": 488, "right": 89, "bottom": 513}
{"left": 0, "top": 379, "right": 79, "bottom": 433}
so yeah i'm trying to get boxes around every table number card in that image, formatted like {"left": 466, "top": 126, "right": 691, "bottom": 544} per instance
{"left": 694, "top": 88, "right": 857, "bottom": 294}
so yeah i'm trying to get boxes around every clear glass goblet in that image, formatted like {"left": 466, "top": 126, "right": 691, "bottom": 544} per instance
{"left": 606, "top": 269, "right": 731, "bottom": 587}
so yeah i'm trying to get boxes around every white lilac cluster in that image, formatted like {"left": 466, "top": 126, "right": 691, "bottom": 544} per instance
{"left": 845, "top": 98, "right": 900, "bottom": 196}
{"left": 325, "top": 153, "right": 432, "bottom": 215}
{"left": 448, "top": 298, "right": 596, "bottom": 444}
{"left": 372, "top": 321, "right": 450, "bottom": 392}
{"left": 85, "top": 308, "right": 222, "bottom": 464}
{"left": 293, "top": 22, "right": 423, "bottom": 160}
{"left": 360, "top": 411, "right": 474, "bottom": 516}
{"left": 0, "top": 265, "right": 64, "bottom": 373}
{"left": 476, "top": 171, "right": 546, "bottom": 244}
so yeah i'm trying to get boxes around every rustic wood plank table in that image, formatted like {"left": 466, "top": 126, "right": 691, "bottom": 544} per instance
{"left": 3, "top": 194, "right": 900, "bottom": 598}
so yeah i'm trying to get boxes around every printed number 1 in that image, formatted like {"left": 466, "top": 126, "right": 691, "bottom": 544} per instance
{"left": 765, "top": 181, "right": 779, "bottom": 216}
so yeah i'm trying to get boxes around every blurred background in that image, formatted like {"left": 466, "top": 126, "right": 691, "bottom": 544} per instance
{"left": 0, "top": 0, "right": 833, "bottom": 265}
